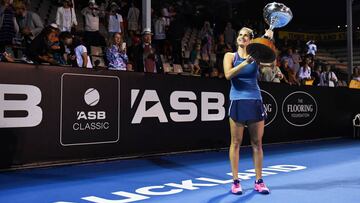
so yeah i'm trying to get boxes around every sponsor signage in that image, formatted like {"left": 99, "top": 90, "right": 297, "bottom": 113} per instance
{"left": 60, "top": 73, "right": 120, "bottom": 146}
{"left": 261, "top": 90, "right": 278, "bottom": 127}
{"left": 282, "top": 91, "right": 318, "bottom": 127}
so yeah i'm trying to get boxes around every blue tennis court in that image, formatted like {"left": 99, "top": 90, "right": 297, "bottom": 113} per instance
{"left": 0, "top": 138, "right": 359, "bottom": 203}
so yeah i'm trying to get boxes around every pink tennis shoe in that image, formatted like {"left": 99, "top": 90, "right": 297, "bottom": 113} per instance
{"left": 254, "top": 179, "right": 270, "bottom": 194}
{"left": 231, "top": 179, "right": 243, "bottom": 195}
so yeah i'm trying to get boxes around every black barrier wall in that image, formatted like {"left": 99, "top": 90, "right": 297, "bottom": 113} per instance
{"left": 0, "top": 63, "right": 359, "bottom": 169}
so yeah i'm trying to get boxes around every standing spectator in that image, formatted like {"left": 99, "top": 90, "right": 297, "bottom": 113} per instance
{"left": 320, "top": 64, "right": 338, "bottom": 87}
{"left": 199, "top": 21, "right": 213, "bottom": 60}
{"left": 14, "top": 0, "right": 43, "bottom": 48}
{"left": 127, "top": 2, "right": 139, "bottom": 34}
{"left": 189, "top": 43, "right": 201, "bottom": 75}
{"left": 81, "top": 0, "right": 106, "bottom": 49}
{"left": 215, "top": 34, "right": 227, "bottom": 78}
{"left": 106, "top": 32, "right": 128, "bottom": 71}
{"left": 130, "top": 28, "right": 163, "bottom": 73}
{"left": 0, "top": 0, "right": 19, "bottom": 53}
{"left": 107, "top": 2, "right": 124, "bottom": 38}
{"left": 153, "top": 11, "right": 166, "bottom": 55}
{"left": 167, "top": 12, "right": 184, "bottom": 64}
{"left": 306, "top": 40, "right": 317, "bottom": 60}
{"left": 161, "top": 4, "right": 170, "bottom": 27}
{"left": 72, "top": 34, "right": 92, "bottom": 68}
{"left": 223, "top": 22, "right": 236, "bottom": 49}
{"left": 56, "top": 0, "right": 77, "bottom": 33}
{"left": 298, "top": 57, "right": 312, "bottom": 84}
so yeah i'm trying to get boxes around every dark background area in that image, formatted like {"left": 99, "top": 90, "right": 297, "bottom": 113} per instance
{"left": 150, "top": 0, "right": 359, "bottom": 32}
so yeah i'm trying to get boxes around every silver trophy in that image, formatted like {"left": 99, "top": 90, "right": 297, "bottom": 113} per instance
{"left": 246, "top": 2, "right": 293, "bottom": 63}
{"left": 263, "top": 2, "right": 293, "bottom": 30}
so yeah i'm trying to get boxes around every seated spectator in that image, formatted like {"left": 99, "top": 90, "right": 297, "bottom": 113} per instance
{"left": 53, "top": 31, "right": 73, "bottom": 65}
{"left": 14, "top": 0, "right": 43, "bottom": 48}
{"left": 349, "top": 66, "right": 360, "bottom": 89}
{"left": 210, "top": 67, "right": 219, "bottom": 78}
{"left": 352, "top": 66, "right": 360, "bottom": 81}
{"left": 27, "top": 24, "right": 60, "bottom": 65}
{"left": 0, "top": 0, "right": 19, "bottom": 53}
{"left": 292, "top": 48, "right": 302, "bottom": 75}
{"left": 56, "top": 0, "right": 78, "bottom": 33}
{"left": 298, "top": 57, "right": 312, "bottom": 84}
{"left": 281, "top": 48, "right": 296, "bottom": 75}
{"left": 320, "top": 64, "right": 338, "bottom": 87}
{"left": 280, "top": 59, "right": 298, "bottom": 85}
{"left": 106, "top": 32, "right": 128, "bottom": 71}
{"left": 130, "top": 28, "right": 163, "bottom": 73}
{"left": 72, "top": 34, "right": 92, "bottom": 68}
{"left": 0, "top": 50, "right": 14, "bottom": 61}
{"left": 311, "top": 64, "right": 322, "bottom": 86}
{"left": 259, "top": 61, "right": 284, "bottom": 83}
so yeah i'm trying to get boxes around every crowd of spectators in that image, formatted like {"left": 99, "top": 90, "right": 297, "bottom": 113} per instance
{"left": 0, "top": 0, "right": 357, "bottom": 88}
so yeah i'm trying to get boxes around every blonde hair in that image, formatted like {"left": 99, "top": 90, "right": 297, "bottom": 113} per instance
{"left": 238, "top": 27, "right": 254, "bottom": 39}
{"left": 236, "top": 27, "right": 254, "bottom": 47}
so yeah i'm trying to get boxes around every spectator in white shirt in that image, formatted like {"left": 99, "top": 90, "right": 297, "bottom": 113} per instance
{"left": 56, "top": 0, "right": 77, "bottom": 33}
{"left": 298, "top": 57, "right": 312, "bottom": 84}
{"left": 107, "top": 2, "right": 124, "bottom": 39}
{"left": 73, "top": 35, "right": 92, "bottom": 68}
{"left": 153, "top": 11, "right": 166, "bottom": 55}
{"left": 306, "top": 40, "right": 317, "bottom": 60}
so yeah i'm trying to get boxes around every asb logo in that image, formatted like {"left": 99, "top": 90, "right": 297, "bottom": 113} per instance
{"left": 60, "top": 73, "right": 120, "bottom": 146}
{"left": 282, "top": 91, "right": 318, "bottom": 127}
{"left": 130, "top": 90, "right": 225, "bottom": 124}
{"left": 0, "top": 84, "right": 43, "bottom": 128}
{"left": 260, "top": 90, "right": 278, "bottom": 127}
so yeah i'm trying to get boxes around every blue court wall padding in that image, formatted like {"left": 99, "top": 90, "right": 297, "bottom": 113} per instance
{"left": 0, "top": 63, "right": 359, "bottom": 170}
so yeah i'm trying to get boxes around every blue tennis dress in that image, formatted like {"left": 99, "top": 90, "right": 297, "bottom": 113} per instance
{"left": 228, "top": 52, "right": 266, "bottom": 123}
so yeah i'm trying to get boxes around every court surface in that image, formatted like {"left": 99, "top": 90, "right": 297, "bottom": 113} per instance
{"left": 0, "top": 138, "right": 359, "bottom": 203}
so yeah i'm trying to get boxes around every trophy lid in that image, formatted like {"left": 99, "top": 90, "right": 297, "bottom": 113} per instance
{"left": 263, "top": 2, "right": 293, "bottom": 29}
